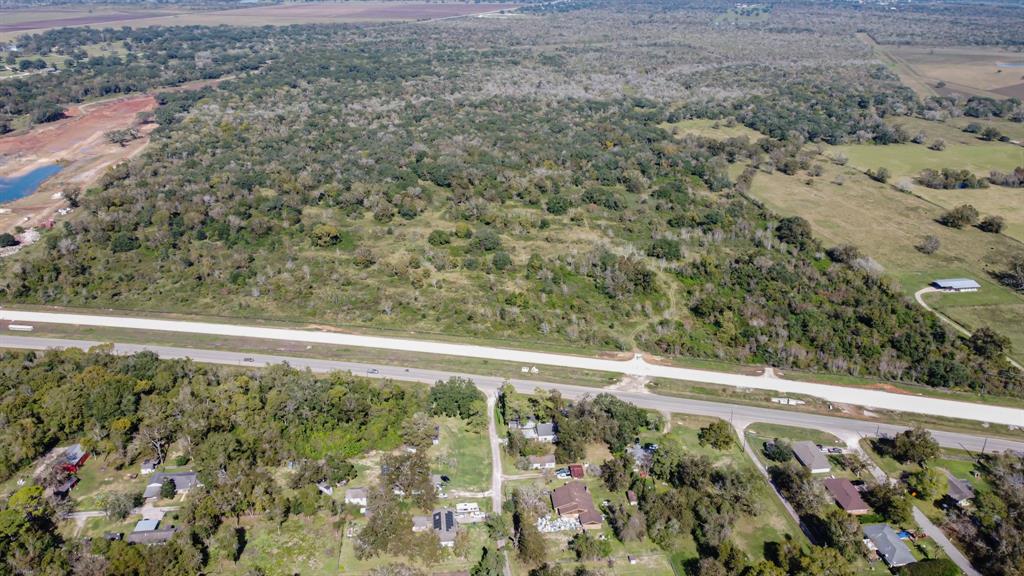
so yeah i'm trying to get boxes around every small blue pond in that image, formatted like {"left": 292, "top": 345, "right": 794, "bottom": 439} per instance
{"left": 0, "top": 164, "right": 63, "bottom": 204}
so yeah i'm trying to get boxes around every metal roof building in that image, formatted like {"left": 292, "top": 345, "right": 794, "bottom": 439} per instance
{"left": 932, "top": 278, "right": 981, "bottom": 292}
{"left": 863, "top": 524, "right": 916, "bottom": 568}
{"left": 792, "top": 441, "right": 831, "bottom": 473}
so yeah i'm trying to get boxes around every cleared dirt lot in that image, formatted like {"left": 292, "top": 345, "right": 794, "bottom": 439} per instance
{"left": 0, "top": 95, "right": 156, "bottom": 233}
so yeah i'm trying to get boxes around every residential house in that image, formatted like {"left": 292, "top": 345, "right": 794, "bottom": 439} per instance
{"left": 945, "top": 473, "right": 975, "bottom": 507}
{"left": 509, "top": 420, "right": 557, "bottom": 443}
{"left": 792, "top": 441, "right": 831, "bottom": 474}
{"left": 535, "top": 422, "right": 557, "bottom": 443}
{"left": 528, "top": 454, "right": 556, "bottom": 470}
{"left": 823, "top": 478, "right": 870, "bottom": 515}
{"left": 863, "top": 524, "right": 916, "bottom": 568}
{"left": 126, "top": 519, "right": 178, "bottom": 545}
{"left": 433, "top": 509, "right": 458, "bottom": 547}
{"left": 62, "top": 444, "right": 88, "bottom": 473}
{"left": 345, "top": 488, "right": 369, "bottom": 507}
{"left": 316, "top": 482, "right": 334, "bottom": 496}
{"left": 143, "top": 472, "right": 199, "bottom": 499}
{"left": 550, "top": 481, "right": 603, "bottom": 530}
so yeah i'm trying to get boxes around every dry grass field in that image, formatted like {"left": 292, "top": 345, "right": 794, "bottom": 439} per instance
{"left": 747, "top": 163, "right": 1024, "bottom": 362}
{"left": 0, "top": 2, "right": 520, "bottom": 41}
{"left": 887, "top": 44, "right": 1024, "bottom": 99}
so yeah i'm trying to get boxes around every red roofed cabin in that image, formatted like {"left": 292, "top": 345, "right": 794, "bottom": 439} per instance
{"left": 62, "top": 444, "right": 89, "bottom": 473}
{"left": 568, "top": 464, "right": 585, "bottom": 479}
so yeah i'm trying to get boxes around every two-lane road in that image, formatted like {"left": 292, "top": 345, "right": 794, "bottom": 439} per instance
{"left": 4, "top": 335, "right": 1023, "bottom": 454}
{"left": 1, "top": 310, "right": 1023, "bottom": 427}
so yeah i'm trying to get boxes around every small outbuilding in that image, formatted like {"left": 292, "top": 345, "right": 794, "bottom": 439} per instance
{"left": 932, "top": 278, "right": 981, "bottom": 293}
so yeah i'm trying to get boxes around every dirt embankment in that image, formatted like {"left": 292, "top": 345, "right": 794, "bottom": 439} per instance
{"left": 0, "top": 94, "right": 157, "bottom": 234}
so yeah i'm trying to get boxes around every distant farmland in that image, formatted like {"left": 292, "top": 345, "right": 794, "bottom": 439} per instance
{"left": 0, "top": 2, "right": 521, "bottom": 41}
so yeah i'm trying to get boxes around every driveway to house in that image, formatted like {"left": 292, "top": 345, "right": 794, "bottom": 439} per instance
{"left": 913, "top": 507, "right": 981, "bottom": 576}
{"left": 914, "top": 287, "right": 1023, "bottom": 370}
{"left": 4, "top": 335, "right": 1024, "bottom": 457}
{"left": 2, "top": 309, "right": 1023, "bottom": 426}
{"left": 487, "top": 393, "right": 503, "bottom": 514}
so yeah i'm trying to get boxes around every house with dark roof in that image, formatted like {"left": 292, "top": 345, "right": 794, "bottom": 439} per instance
{"left": 945, "top": 473, "right": 975, "bottom": 507}
{"left": 433, "top": 509, "right": 458, "bottom": 547}
{"left": 126, "top": 519, "right": 178, "bottom": 545}
{"left": 863, "top": 524, "right": 916, "bottom": 568}
{"left": 824, "top": 478, "right": 870, "bottom": 515}
{"left": 792, "top": 441, "right": 831, "bottom": 474}
{"left": 550, "top": 481, "right": 602, "bottom": 530}
{"left": 143, "top": 472, "right": 199, "bottom": 499}
{"left": 412, "top": 509, "right": 459, "bottom": 546}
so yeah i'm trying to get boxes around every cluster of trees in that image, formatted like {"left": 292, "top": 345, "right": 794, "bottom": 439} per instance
{"left": 552, "top": 393, "right": 661, "bottom": 462}
{"left": 916, "top": 169, "right": 988, "bottom": 190}
{"left": 989, "top": 167, "right": 1024, "bottom": 188}
{"left": 2, "top": 0, "right": 1021, "bottom": 400}
{"left": 655, "top": 216, "right": 1021, "bottom": 395}
{"left": 0, "top": 347, "right": 433, "bottom": 573}
{"left": 945, "top": 451, "right": 1024, "bottom": 576}
{"left": 1, "top": 25, "right": 286, "bottom": 130}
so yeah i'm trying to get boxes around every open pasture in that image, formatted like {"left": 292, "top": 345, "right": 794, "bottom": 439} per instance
{"left": 747, "top": 163, "right": 1024, "bottom": 363}
{"left": 0, "top": 2, "right": 520, "bottom": 40}
{"left": 887, "top": 44, "right": 1024, "bottom": 99}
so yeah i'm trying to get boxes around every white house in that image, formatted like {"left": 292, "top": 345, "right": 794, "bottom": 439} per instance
{"left": 345, "top": 487, "right": 369, "bottom": 507}
{"left": 528, "top": 454, "right": 557, "bottom": 469}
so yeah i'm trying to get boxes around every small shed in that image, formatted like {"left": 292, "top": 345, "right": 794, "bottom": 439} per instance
{"left": 568, "top": 464, "right": 585, "bottom": 479}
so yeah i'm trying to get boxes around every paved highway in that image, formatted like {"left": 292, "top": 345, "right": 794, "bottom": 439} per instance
{"left": 4, "top": 335, "right": 1023, "bottom": 454}
{"left": 2, "top": 310, "right": 1023, "bottom": 427}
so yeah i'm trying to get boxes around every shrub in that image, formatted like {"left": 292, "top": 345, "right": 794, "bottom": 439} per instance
{"left": 916, "top": 235, "right": 940, "bottom": 255}
{"left": 473, "top": 228, "right": 501, "bottom": 252}
{"left": 427, "top": 229, "right": 451, "bottom": 246}
{"left": 826, "top": 244, "right": 861, "bottom": 264}
{"left": 310, "top": 224, "right": 340, "bottom": 247}
{"left": 647, "top": 238, "right": 681, "bottom": 260}
{"left": 867, "top": 167, "right": 890, "bottom": 183}
{"left": 978, "top": 215, "right": 1005, "bottom": 233}
{"left": 546, "top": 195, "right": 570, "bottom": 215}
{"left": 938, "top": 204, "right": 979, "bottom": 229}
{"left": 492, "top": 251, "right": 512, "bottom": 271}
{"left": 0, "top": 233, "right": 18, "bottom": 248}
{"left": 110, "top": 233, "right": 140, "bottom": 253}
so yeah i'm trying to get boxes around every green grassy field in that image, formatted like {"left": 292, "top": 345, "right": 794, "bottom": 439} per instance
{"left": 431, "top": 417, "right": 492, "bottom": 492}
